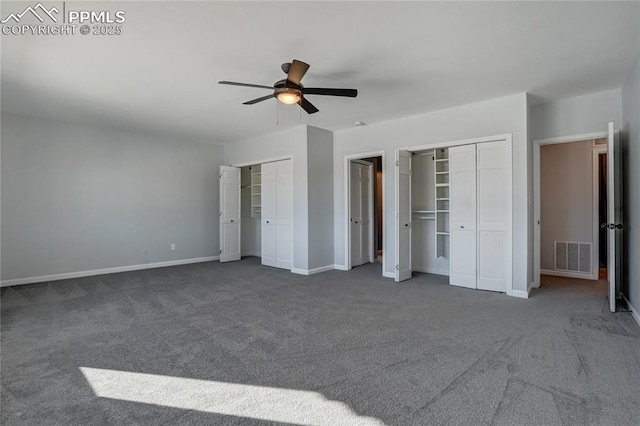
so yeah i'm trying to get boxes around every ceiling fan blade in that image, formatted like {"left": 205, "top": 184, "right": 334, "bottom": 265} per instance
{"left": 219, "top": 81, "right": 273, "bottom": 90}
{"left": 298, "top": 97, "right": 319, "bottom": 114}
{"left": 303, "top": 88, "right": 358, "bottom": 98}
{"left": 243, "top": 94, "right": 275, "bottom": 105}
{"left": 286, "top": 60, "right": 310, "bottom": 85}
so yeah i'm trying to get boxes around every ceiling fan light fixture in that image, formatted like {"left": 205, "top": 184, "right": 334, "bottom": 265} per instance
{"left": 276, "top": 89, "right": 301, "bottom": 105}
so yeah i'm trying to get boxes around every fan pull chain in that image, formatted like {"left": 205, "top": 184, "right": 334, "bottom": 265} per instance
{"left": 276, "top": 100, "right": 279, "bottom": 126}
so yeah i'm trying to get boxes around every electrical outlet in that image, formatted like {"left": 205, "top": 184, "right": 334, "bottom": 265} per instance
{"left": 170, "top": 243, "right": 176, "bottom": 251}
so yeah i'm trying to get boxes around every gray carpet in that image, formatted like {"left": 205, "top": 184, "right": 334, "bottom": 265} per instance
{"left": 2, "top": 257, "right": 639, "bottom": 425}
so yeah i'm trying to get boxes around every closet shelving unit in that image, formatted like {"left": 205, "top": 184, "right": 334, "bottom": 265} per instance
{"left": 434, "top": 148, "right": 450, "bottom": 258}
{"left": 250, "top": 165, "right": 261, "bottom": 218}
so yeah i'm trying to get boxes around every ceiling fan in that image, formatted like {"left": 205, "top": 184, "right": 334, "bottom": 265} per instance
{"left": 218, "top": 59, "right": 357, "bottom": 114}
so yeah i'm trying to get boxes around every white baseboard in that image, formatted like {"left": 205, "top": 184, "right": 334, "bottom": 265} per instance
{"left": 540, "top": 269, "right": 596, "bottom": 281}
{"left": 622, "top": 294, "right": 640, "bottom": 328}
{"left": 528, "top": 281, "right": 535, "bottom": 295}
{"left": 509, "top": 289, "right": 529, "bottom": 299}
{"left": 383, "top": 271, "right": 395, "bottom": 279}
{"left": 413, "top": 266, "right": 449, "bottom": 276}
{"left": 334, "top": 264, "right": 348, "bottom": 271}
{"left": 291, "top": 265, "right": 335, "bottom": 276}
{"left": 1, "top": 256, "right": 220, "bottom": 287}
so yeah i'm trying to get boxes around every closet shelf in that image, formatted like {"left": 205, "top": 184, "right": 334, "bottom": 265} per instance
{"left": 435, "top": 171, "right": 449, "bottom": 175}
{"left": 435, "top": 159, "right": 449, "bottom": 162}
{"left": 436, "top": 232, "right": 450, "bottom": 235}
{"left": 435, "top": 183, "right": 449, "bottom": 187}
{"left": 436, "top": 197, "right": 450, "bottom": 201}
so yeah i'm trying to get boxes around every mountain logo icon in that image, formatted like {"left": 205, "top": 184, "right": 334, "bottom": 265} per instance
{"left": 1, "top": 3, "right": 59, "bottom": 24}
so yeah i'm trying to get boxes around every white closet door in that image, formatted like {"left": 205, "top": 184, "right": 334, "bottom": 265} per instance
{"left": 395, "top": 150, "right": 412, "bottom": 282}
{"left": 276, "top": 159, "right": 292, "bottom": 270}
{"left": 476, "top": 140, "right": 511, "bottom": 292}
{"left": 350, "top": 162, "right": 364, "bottom": 267}
{"left": 261, "top": 162, "right": 277, "bottom": 267}
{"left": 219, "top": 166, "right": 241, "bottom": 262}
{"left": 361, "top": 162, "right": 373, "bottom": 264}
{"left": 350, "top": 161, "right": 373, "bottom": 267}
{"left": 449, "top": 145, "right": 477, "bottom": 289}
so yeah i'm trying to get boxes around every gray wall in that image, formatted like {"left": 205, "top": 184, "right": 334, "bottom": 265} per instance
{"left": 307, "top": 126, "right": 334, "bottom": 270}
{"left": 622, "top": 54, "right": 640, "bottom": 312}
{"left": 540, "top": 141, "right": 596, "bottom": 272}
{"left": 1, "top": 113, "right": 224, "bottom": 282}
{"left": 530, "top": 89, "right": 622, "bottom": 140}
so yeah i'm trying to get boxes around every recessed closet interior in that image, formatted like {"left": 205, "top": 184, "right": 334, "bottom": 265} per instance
{"left": 240, "top": 165, "right": 262, "bottom": 258}
{"left": 411, "top": 148, "right": 451, "bottom": 276}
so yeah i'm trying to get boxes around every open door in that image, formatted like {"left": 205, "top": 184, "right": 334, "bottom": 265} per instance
{"left": 350, "top": 160, "right": 374, "bottom": 268}
{"left": 219, "top": 166, "right": 241, "bottom": 263}
{"left": 395, "top": 150, "right": 412, "bottom": 282}
{"left": 606, "top": 122, "right": 622, "bottom": 312}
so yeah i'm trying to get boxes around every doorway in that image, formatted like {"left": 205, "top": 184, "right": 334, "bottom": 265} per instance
{"left": 346, "top": 154, "right": 384, "bottom": 270}
{"left": 534, "top": 123, "right": 621, "bottom": 312}
{"left": 537, "top": 138, "right": 605, "bottom": 281}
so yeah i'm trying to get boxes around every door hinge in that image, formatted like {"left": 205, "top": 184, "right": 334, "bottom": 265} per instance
{"left": 396, "top": 265, "right": 399, "bottom": 271}
{"left": 395, "top": 160, "right": 399, "bottom": 166}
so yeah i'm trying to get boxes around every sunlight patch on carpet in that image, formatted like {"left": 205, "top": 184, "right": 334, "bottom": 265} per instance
{"left": 80, "top": 367, "right": 385, "bottom": 425}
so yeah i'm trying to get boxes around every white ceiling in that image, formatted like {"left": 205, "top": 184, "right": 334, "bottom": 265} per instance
{"left": 2, "top": 1, "right": 639, "bottom": 143}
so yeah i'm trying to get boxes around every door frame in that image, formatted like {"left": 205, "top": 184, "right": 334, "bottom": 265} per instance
{"left": 231, "top": 154, "right": 294, "bottom": 271}
{"left": 533, "top": 132, "right": 607, "bottom": 287}
{"left": 344, "top": 151, "right": 385, "bottom": 271}
{"left": 396, "top": 133, "right": 513, "bottom": 294}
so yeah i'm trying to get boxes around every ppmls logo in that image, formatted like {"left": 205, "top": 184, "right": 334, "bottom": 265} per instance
{"left": 1, "top": 3, "right": 59, "bottom": 24}
{"left": 1, "top": 2, "right": 126, "bottom": 36}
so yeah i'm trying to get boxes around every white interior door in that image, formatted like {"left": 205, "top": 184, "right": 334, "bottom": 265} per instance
{"left": 350, "top": 161, "right": 373, "bottom": 268}
{"left": 449, "top": 144, "right": 477, "bottom": 289}
{"left": 396, "top": 150, "right": 412, "bottom": 282}
{"left": 607, "top": 122, "right": 622, "bottom": 312}
{"left": 476, "top": 141, "right": 512, "bottom": 293}
{"left": 261, "top": 162, "right": 277, "bottom": 267}
{"left": 219, "top": 166, "right": 241, "bottom": 263}
{"left": 276, "top": 159, "right": 292, "bottom": 270}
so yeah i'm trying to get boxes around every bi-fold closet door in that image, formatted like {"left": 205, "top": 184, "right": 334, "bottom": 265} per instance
{"left": 396, "top": 140, "right": 511, "bottom": 293}
{"left": 449, "top": 141, "right": 512, "bottom": 292}
{"left": 261, "top": 159, "right": 292, "bottom": 270}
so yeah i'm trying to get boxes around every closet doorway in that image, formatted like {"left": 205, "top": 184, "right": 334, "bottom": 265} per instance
{"left": 219, "top": 158, "right": 293, "bottom": 272}
{"left": 395, "top": 136, "right": 513, "bottom": 294}
{"left": 346, "top": 153, "right": 384, "bottom": 270}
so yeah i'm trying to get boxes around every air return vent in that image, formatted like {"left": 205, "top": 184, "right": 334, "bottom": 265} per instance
{"left": 554, "top": 241, "right": 591, "bottom": 274}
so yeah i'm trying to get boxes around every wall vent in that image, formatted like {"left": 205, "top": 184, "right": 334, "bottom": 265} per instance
{"left": 554, "top": 241, "right": 591, "bottom": 274}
